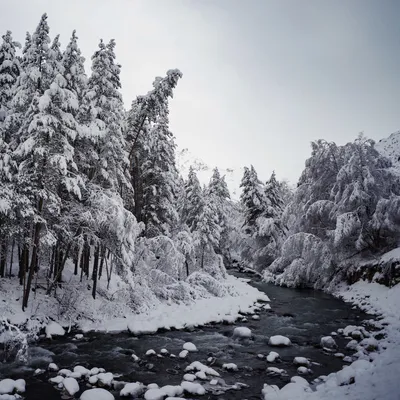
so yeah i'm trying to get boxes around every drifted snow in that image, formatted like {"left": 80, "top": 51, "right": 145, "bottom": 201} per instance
{"left": 80, "top": 388, "right": 115, "bottom": 400}
{"left": 268, "top": 335, "right": 291, "bottom": 346}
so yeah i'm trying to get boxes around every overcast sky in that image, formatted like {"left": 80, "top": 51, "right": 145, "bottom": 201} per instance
{"left": 1, "top": 0, "right": 400, "bottom": 184}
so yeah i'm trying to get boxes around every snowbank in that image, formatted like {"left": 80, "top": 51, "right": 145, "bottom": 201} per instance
{"left": 82, "top": 275, "right": 269, "bottom": 333}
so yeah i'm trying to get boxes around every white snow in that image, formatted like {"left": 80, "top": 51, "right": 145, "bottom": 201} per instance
{"left": 45, "top": 322, "right": 65, "bottom": 338}
{"left": 58, "top": 369, "right": 72, "bottom": 377}
{"left": 178, "top": 350, "right": 188, "bottom": 359}
{"left": 80, "top": 388, "right": 115, "bottom": 400}
{"left": 293, "top": 357, "right": 310, "bottom": 366}
{"left": 49, "top": 376, "right": 64, "bottom": 385}
{"left": 268, "top": 335, "right": 291, "bottom": 346}
{"left": 0, "top": 379, "right": 25, "bottom": 395}
{"left": 222, "top": 363, "right": 238, "bottom": 371}
{"left": 160, "top": 348, "right": 169, "bottom": 355}
{"left": 320, "top": 336, "right": 337, "bottom": 349}
{"left": 182, "top": 342, "right": 197, "bottom": 352}
{"left": 183, "top": 374, "right": 196, "bottom": 382}
{"left": 63, "top": 378, "right": 80, "bottom": 396}
{"left": 120, "top": 382, "right": 145, "bottom": 397}
{"left": 185, "top": 361, "right": 220, "bottom": 377}
{"left": 233, "top": 326, "right": 252, "bottom": 339}
{"left": 146, "top": 349, "right": 156, "bottom": 356}
{"left": 97, "top": 372, "right": 113, "bottom": 386}
{"left": 144, "top": 388, "right": 165, "bottom": 400}
{"left": 160, "top": 385, "right": 184, "bottom": 397}
{"left": 74, "top": 365, "right": 90, "bottom": 377}
{"left": 266, "top": 351, "right": 280, "bottom": 362}
{"left": 48, "top": 362, "right": 59, "bottom": 371}
{"left": 180, "top": 381, "right": 206, "bottom": 395}
{"left": 195, "top": 371, "right": 207, "bottom": 380}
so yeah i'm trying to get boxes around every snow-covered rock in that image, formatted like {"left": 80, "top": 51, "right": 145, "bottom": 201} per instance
{"left": 359, "top": 337, "right": 378, "bottom": 352}
{"left": 97, "top": 372, "right": 113, "bottom": 387}
{"left": 160, "top": 385, "right": 184, "bottom": 397}
{"left": 58, "top": 369, "right": 72, "bottom": 377}
{"left": 179, "top": 350, "right": 189, "bottom": 359}
{"left": 222, "top": 363, "right": 238, "bottom": 371}
{"left": 233, "top": 327, "right": 252, "bottom": 339}
{"left": 268, "top": 335, "right": 291, "bottom": 346}
{"left": 195, "top": 371, "right": 207, "bottom": 380}
{"left": 144, "top": 388, "right": 165, "bottom": 400}
{"left": 185, "top": 361, "right": 220, "bottom": 377}
{"left": 74, "top": 366, "right": 90, "bottom": 377}
{"left": 252, "top": 315, "right": 260, "bottom": 320}
{"left": 293, "top": 357, "right": 310, "bottom": 366}
{"left": 131, "top": 354, "right": 140, "bottom": 362}
{"left": 346, "top": 340, "right": 359, "bottom": 350}
{"left": 0, "top": 379, "right": 25, "bottom": 395}
{"left": 297, "top": 366, "right": 311, "bottom": 375}
{"left": 267, "top": 367, "right": 286, "bottom": 375}
{"left": 80, "top": 388, "right": 115, "bottom": 400}
{"left": 183, "top": 342, "right": 197, "bottom": 352}
{"left": 183, "top": 374, "right": 196, "bottom": 382}
{"left": 266, "top": 351, "right": 280, "bottom": 362}
{"left": 45, "top": 322, "right": 65, "bottom": 338}
{"left": 160, "top": 349, "right": 169, "bottom": 355}
{"left": 120, "top": 382, "right": 145, "bottom": 397}
{"left": 49, "top": 376, "right": 64, "bottom": 385}
{"left": 181, "top": 381, "right": 206, "bottom": 395}
{"left": 63, "top": 378, "right": 80, "bottom": 396}
{"left": 75, "top": 334, "right": 84, "bottom": 340}
{"left": 320, "top": 336, "right": 337, "bottom": 349}
{"left": 146, "top": 349, "right": 156, "bottom": 356}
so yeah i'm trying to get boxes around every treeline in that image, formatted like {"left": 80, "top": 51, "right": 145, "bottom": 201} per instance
{"left": 240, "top": 135, "right": 400, "bottom": 288}
{"left": 0, "top": 14, "right": 232, "bottom": 311}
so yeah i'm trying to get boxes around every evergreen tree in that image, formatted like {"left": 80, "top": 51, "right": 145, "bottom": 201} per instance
{"left": 240, "top": 165, "right": 265, "bottom": 234}
{"left": 182, "top": 166, "right": 203, "bottom": 231}
{"left": 0, "top": 31, "right": 21, "bottom": 119}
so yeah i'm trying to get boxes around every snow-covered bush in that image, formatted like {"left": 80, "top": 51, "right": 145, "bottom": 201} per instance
{"left": 265, "top": 233, "right": 334, "bottom": 289}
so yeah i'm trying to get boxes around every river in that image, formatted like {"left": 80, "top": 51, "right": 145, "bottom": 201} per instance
{"left": 0, "top": 271, "right": 370, "bottom": 399}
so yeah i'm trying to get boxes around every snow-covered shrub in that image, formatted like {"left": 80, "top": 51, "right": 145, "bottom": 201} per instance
{"left": 186, "top": 271, "right": 229, "bottom": 297}
{"left": 265, "top": 232, "right": 334, "bottom": 289}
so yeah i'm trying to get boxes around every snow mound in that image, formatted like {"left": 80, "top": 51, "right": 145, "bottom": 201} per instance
{"left": 178, "top": 350, "right": 188, "bottom": 359}
{"left": 266, "top": 351, "right": 280, "bottom": 362}
{"left": 268, "top": 335, "right": 291, "bottom": 346}
{"left": 183, "top": 342, "right": 197, "bottom": 352}
{"left": 63, "top": 378, "right": 79, "bottom": 396}
{"left": 222, "top": 363, "right": 238, "bottom": 371}
{"left": 181, "top": 381, "right": 206, "bottom": 395}
{"left": 183, "top": 374, "right": 196, "bottom": 382}
{"left": 160, "top": 385, "right": 184, "bottom": 397}
{"left": 80, "top": 388, "right": 115, "bottom": 400}
{"left": 321, "top": 336, "right": 337, "bottom": 349}
{"left": 120, "top": 382, "right": 145, "bottom": 397}
{"left": 0, "top": 379, "right": 25, "bottom": 395}
{"left": 144, "top": 388, "right": 165, "bottom": 400}
{"left": 185, "top": 361, "right": 220, "bottom": 377}
{"left": 233, "top": 327, "right": 252, "bottom": 339}
{"left": 45, "top": 322, "right": 65, "bottom": 338}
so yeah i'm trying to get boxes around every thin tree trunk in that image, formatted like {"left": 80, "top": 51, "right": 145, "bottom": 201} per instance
{"left": 22, "top": 198, "right": 43, "bottom": 311}
{"left": 9, "top": 239, "right": 15, "bottom": 278}
{"left": 0, "top": 239, "right": 7, "bottom": 278}
{"left": 92, "top": 245, "right": 100, "bottom": 299}
{"left": 98, "top": 246, "right": 105, "bottom": 280}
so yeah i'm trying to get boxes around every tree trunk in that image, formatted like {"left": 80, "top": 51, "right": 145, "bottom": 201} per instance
{"left": 0, "top": 239, "right": 7, "bottom": 278}
{"left": 98, "top": 246, "right": 105, "bottom": 280}
{"left": 92, "top": 245, "right": 100, "bottom": 299}
{"left": 9, "top": 239, "right": 15, "bottom": 277}
{"left": 23, "top": 197, "right": 43, "bottom": 311}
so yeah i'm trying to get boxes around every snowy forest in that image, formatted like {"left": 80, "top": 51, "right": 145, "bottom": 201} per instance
{"left": 0, "top": 13, "right": 399, "bottom": 325}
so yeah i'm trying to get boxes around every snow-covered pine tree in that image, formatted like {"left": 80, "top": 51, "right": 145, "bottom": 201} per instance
{"left": 141, "top": 116, "right": 180, "bottom": 237}
{"left": 208, "top": 167, "right": 231, "bottom": 255}
{"left": 240, "top": 165, "right": 265, "bottom": 234}
{"left": 0, "top": 31, "right": 21, "bottom": 122}
{"left": 126, "top": 69, "right": 182, "bottom": 220}
{"left": 182, "top": 166, "right": 203, "bottom": 232}
{"left": 77, "top": 39, "right": 129, "bottom": 192}
{"left": 62, "top": 30, "right": 87, "bottom": 104}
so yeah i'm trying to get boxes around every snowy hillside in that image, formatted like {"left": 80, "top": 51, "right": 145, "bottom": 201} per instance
{"left": 176, "top": 147, "right": 244, "bottom": 199}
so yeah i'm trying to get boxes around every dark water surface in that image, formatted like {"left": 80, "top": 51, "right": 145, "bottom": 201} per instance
{"left": 1, "top": 271, "right": 370, "bottom": 399}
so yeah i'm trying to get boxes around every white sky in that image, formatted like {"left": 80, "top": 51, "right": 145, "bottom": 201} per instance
{"left": 2, "top": 0, "right": 400, "bottom": 184}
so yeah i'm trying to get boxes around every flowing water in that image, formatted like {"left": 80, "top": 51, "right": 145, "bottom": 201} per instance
{"left": 0, "top": 271, "right": 370, "bottom": 399}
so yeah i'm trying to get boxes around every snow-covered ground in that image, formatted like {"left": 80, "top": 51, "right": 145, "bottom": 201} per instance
{"left": 81, "top": 275, "right": 269, "bottom": 333}
{"left": 0, "top": 270, "right": 268, "bottom": 336}
{"left": 261, "top": 280, "right": 400, "bottom": 400}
